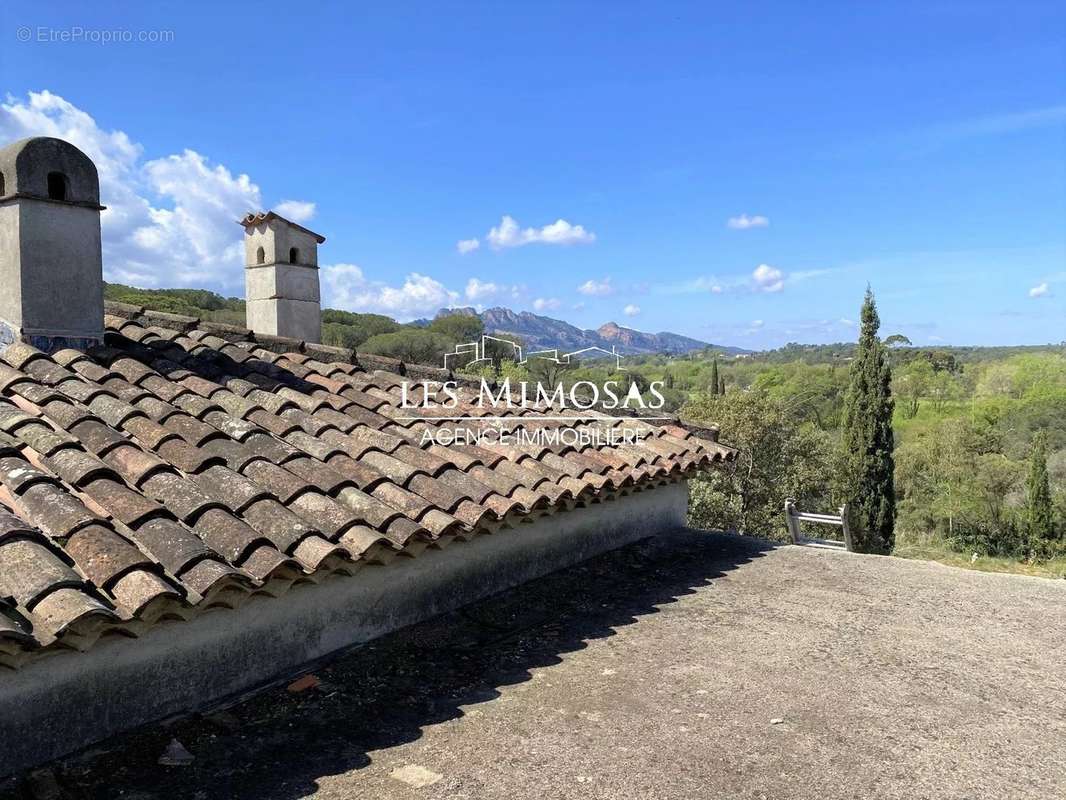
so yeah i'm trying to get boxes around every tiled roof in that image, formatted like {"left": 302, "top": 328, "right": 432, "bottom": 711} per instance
{"left": 0, "top": 303, "right": 734, "bottom": 669}
{"left": 239, "top": 211, "right": 326, "bottom": 243}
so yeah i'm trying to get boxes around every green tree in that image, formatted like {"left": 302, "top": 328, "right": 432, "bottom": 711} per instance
{"left": 838, "top": 288, "right": 896, "bottom": 553}
{"left": 321, "top": 323, "right": 363, "bottom": 351}
{"left": 526, "top": 354, "right": 574, "bottom": 388}
{"left": 482, "top": 334, "right": 524, "bottom": 368}
{"left": 320, "top": 310, "right": 400, "bottom": 348}
{"left": 360, "top": 329, "right": 452, "bottom": 365}
{"left": 884, "top": 333, "right": 912, "bottom": 348}
{"left": 894, "top": 357, "right": 934, "bottom": 419}
{"left": 709, "top": 357, "right": 720, "bottom": 395}
{"left": 428, "top": 313, "right": 484, "bottom": 343}
{"left": 1025, "top": 431, "right": 1055, "bottom": 545}
{"left": 928, "top": 370, "right": 958, "bottom": 414}
{"left": 685, "top": 388, "right": 833, "bottom": 539}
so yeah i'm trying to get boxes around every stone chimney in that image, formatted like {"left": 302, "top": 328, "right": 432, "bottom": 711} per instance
{"left": 0, "top": 137, "right": 105, "bottom": 352}
{"left": 240, "top": 211, "right": 325, "bottom": 343}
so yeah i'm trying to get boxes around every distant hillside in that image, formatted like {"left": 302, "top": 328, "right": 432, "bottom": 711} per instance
{"left": 103, "top": 283, "right": 749, "bottom": 357}
{"left": 438, "top": 306, "right": 747, "bottom": 356}
{"left": 596, "top": 321, "right": 717, "bottom": 355}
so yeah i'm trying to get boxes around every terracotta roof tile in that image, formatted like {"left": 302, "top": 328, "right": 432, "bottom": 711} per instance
{"left": 1, "top": 342, "right": 48, "bottom": 371}
{"left": 43, "top": 448, "right": 118, "bottom": 487}
{"left": 159, "top": 413, "right": 221, "bottom": 447}
{"left": 246, "top": 407, "right": 300, "bottom": 437}
{"left": 0, "top": 508, "right": 37, "bottom": 542}
{"left": 10, "top": 382, "right": 65, "bottom": 407}
{"left": 131, "top": 517, "right": 212, "bottom": 574}
{"left": 384, "top": 516, "right": 429, "bottom": 547}
{"left": 80, "top": 477, "right": 165, "bottom": 528}
{"left": 325, "top": 453, "right": 389, "bottom": 491}
{"left": 366, "top": 480, "right": 432, "bottom": 519}
{"left": 191, "top": 465, "right": 270, "bottom": 513}
{"left": 281, "top": 456, "right": 355, "bottom": 494}
{"left": 16, "top": 481, "right": 101, "bottom": 538}
{"left": 450, "top": 499, "right": 494, "bottom": 529}
{"left": 0, "top": 360, "right": 34, "bottom": 391}
{"left": 179, "top": 557, "right": 248, "bottom": 599}
{"left": 140, "top": 471, "right": 223, "bottom": 522}
{"left": 239, "top": 544, "right": 299, "bottom": 583}
{"left": 292, "top": 535, "right": 349, "bottom": 571}
{"left": 334, "top": 485, "right": 403, "bottom": 529}
{"left": 287, "top": 491, "right": 361, "bottom": 538}
{"left": 110, "top": 569, "right": 182, "bottom": 615}
{"left": 0, "top": 310, "right": 734, "bottom": 665}
{"left": 0, "top": 538, "right": 83, "bottom": 607}
{"left": 192, "top": 508, "right": 272, "bottom": 565}
{"left": 70, "top": 419, "right": 129, "bottom": 456}
{"left": 240, "top": 498, "right": 318, "bottom": 552}
{"left": 123, "top": 416, "right": 178, "bottom": 451}
{"left": 337, "top": 525, "right": 392, "bottom": 559}
{"left": 30, "top": 587, "right": 118, "bottom": 638}
{"left": 102, "top": 443, "right": 170, "bottom": 486}
{"left": 155, "top": 437, "right": 219, "bottom": 473}
{"left": 241, "top": 460, "right": 309, "bottom": 504}
{"left": 64, "top": 524, "right": 156, "bottom": 589}
{"left": 281, "top": 429, "right": 342, "bottom": 461}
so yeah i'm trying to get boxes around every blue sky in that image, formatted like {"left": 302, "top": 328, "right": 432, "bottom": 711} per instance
{"left": 2, "top": 1, "right": 1064, "bottom": 348}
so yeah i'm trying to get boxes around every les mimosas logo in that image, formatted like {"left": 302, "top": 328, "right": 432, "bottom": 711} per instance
{"left": 401, "top": 377, "right": 667, "bottom": 413}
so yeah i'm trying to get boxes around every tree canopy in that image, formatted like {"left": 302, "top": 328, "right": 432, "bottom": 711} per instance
{"left": 838, "top": 289, "right": 896, "bottom": 553}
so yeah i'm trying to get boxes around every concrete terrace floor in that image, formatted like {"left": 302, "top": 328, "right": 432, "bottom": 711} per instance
{"left": 5, "top": 530, "right": 1065, "bottom": 800}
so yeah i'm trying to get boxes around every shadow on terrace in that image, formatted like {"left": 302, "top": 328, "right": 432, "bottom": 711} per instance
{"left": 3, "top": 529, "right": 772, "bottom": 800}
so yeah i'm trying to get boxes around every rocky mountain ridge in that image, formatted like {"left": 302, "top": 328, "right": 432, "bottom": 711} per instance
{"left": 436, "top": 306, "right": 749, "bottom": 356}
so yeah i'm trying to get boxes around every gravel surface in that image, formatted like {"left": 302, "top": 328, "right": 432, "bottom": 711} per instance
{"left": 5, "top": 530, "right": 1064, "bottom": 800}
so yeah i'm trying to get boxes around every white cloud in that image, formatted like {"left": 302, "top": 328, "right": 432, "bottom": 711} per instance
{"left": 456, "top": 238, "right": 480, "bottom": 254}
{"left": 137, "top": 151, "right": 260, "bottom": 284}
{"left": 485, "top": 215, "right": 596, "bottom": 249}
{"left": 0, "top": 90, "right": 283, "bottom": 289}
{"left": 752, "top": 264, "right": 785, "bottom": 293}
{"left": 464, "top": 277, "right": 524, "bottom": 304}
{"left": 577, "top": 277, "right": 614, "bottom": 296}
{"left": 274, "top": 199, "right": 316, "bottom": 223}
{"left": 322, "top": 263, "right": 459, "bottom": 320}
{"left": 1029, "top": 282, "right": 1051, "bottom": 298}
{"left": 572, "top": 301, "right": 586, "bottom": 311}
{"left": 465, "top": 277, "right": 499, "bottom": 301}
{"left": 727, "top": 213, "right": 769, "bottom": 230}
{"left": 658, "top": 266, "right": 830, "bottom": 297}
{"left": 623, "top": 304, "right": 641, "bottom": 317}
{"left": 533, "top": 297, "right": 561, "bottom": 312}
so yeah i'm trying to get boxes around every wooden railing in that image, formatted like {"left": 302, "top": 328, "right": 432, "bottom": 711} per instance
{"left": 784, "top": 499, "right": 853, "bottom": 551}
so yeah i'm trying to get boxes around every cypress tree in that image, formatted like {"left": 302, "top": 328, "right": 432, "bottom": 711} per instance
{"left": 1025, "top": 430, "right": 1055, "bottom": 543}
{"left": 718, "top": 374, "right": 726, "bottom": 395}
{"left": 839, "top": 288, "right": 896, "bottom": 553}
{"left": 710, "top": 357, "right": 720, "bottom": 395}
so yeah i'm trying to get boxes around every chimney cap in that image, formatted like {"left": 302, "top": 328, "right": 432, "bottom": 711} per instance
{"left": 0, "top": 136, "right": 103, "bottom": 209}
{"left": 238, "top": 210, "right": 325, "bottom": 243}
